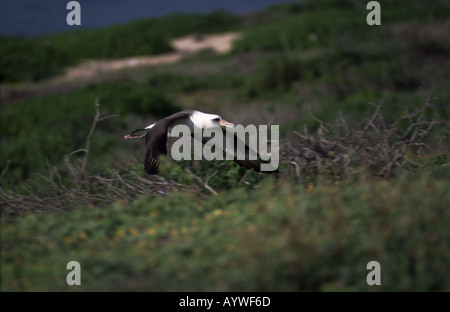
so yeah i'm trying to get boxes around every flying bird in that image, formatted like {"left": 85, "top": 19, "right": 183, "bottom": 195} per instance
{"left": 124, "top": 110, "right": 274, "bottom": 175}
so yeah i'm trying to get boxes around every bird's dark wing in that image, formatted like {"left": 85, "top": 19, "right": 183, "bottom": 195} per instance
{"left": 144, "top": 111, "right": 193, "bottom": 175}
{"left": 223, "top": 128, "right": 276, "bottom": 173}
{"left": 144, "top": 125, "right": 166, "bottom": 175}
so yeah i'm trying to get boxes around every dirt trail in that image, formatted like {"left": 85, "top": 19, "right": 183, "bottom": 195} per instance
{"left": 1, "top": 32, "right": 241, "bottom": 104}
{"left": 1, "top": 32, "right": 241, "bottom": 103}
{"left": 63, "top": 32, "right": 241, "bottom": 80}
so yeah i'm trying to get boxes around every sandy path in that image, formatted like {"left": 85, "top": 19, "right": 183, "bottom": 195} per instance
{"left": 1, "top": 32, "right": 241, "bottom": 103}
{"left": 63, "top": 32, "right": 241, "bottom": 80}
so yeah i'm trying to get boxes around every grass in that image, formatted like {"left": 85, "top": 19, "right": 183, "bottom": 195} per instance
{"left": 2, "top": 166, "right": 449, "bottom": 291}
{"left": 0, "top": 11, "right": 240, "bottom": 82}
{"left": 0, "top": 82, "right": 183, "bottom": 183}
{"left": 1, "top": 0, "right": 450, "bottom": 292}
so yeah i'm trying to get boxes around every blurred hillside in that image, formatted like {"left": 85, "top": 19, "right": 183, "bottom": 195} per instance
{"left": 1, "top": 0, "right": 449, "bottom": 291}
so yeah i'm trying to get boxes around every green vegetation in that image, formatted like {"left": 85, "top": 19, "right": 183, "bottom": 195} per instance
{"left": 3, "top": 167, "right": 449, "bottom": 291}
{"left": 0, "top": 82, "right": 182, "bottom": 183}
{"left": 1, "top": 0, "right": 449, "bottom": 291}
{"left": 0, "top": 11, "right": 240, "bottom": 82}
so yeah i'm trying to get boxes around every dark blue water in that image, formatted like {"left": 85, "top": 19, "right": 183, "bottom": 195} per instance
{"left": 0, "top": 0, "right": 297, "bottom": 37}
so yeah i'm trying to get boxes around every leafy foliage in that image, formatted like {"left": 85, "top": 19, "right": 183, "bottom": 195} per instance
{"left": 0, "top": 11, "right": 240, "bottom": 82}
{"left": 0, "top": 83, "right": 181, "bottom": 183}
{"left": 2, "top": 166, "right": 449, "bottom": 291}
{"left": 1, "top": 0, "right": 449, "bottom": 292}
{"left": 244, "top": 55, "right": 302, "bottom": 98}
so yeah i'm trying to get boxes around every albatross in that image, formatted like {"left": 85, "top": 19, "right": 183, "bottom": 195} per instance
{"left": 124, "top": 110, "right": 274, "bottom": 175}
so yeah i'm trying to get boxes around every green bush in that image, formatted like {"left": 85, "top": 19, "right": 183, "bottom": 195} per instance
{"left": 2, "top": 166, "right": 449, "bottom": 291}
{"left": 0, "top": 37, "right": 69, "bottom": 82}
{"left": 0, "top": 82, "right": 181, "bottom": 183}
{"left": 233, "top": 9, "right": 361, "bottom": 53}
{"left": 1, "top": 0, "right": 449, "bottom": 293}
{"left": 0, "top": 11, "right": 240, "bottom": 83}
{"left": 244, "top": 55, "right": 302, "bottom": 98}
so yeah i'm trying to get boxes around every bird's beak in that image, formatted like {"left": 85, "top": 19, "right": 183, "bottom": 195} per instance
{"left": 219, "top": 119, "right": 234, "bottom": 128}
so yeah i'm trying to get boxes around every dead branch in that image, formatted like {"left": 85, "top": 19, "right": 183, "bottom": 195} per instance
{"left": 238, "top": 169, "right": 254, "bottom": 186}
{"left": 65, "top": 98, "right": 118, "bottom": 178}
{"left": 0, "top": 160, "right": 11, "bottom": 183}
{"left": 185, "top": 168, "right": 218, "bottom": 195}
{"left": 281, "top": 99, "right": 442, "bottom": 180}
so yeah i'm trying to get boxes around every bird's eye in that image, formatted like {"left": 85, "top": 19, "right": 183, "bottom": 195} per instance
{"left": 213, "top": 117, "right": 221, "bottom": 122}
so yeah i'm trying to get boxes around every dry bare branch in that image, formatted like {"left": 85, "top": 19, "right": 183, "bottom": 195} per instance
{"left": 185, "top": 168, "right": 218, "bottom": 195}
{"left": 281, "top": 100, "right": 442, "bottom": 180}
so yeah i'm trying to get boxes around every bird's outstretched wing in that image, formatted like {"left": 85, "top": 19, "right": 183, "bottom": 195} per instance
{"left": 144, "top": 128, "right": 166, "bottom": 175}
{"left": 144, "top": 111, "right": 193, "bottom": 175}
{"left": 222, "top": 128, "right": 277, "bottom": 173}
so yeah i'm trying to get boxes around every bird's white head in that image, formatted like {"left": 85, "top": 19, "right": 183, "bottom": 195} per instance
{"left": 190, "top": 111, "right": 234, "bottom": 129}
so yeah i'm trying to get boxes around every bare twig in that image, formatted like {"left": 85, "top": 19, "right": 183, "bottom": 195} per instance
{"left": 238, "top": 169, "right": 254, "bottom": 186}
{"left": 81, "top": 98, "right": 118, "bottom": 174}
{"left": 290, "top": 161, "right": 301, "bottom": 184}
{"left": 185, "top": 168, "right": 218, "bottom": 195}
{"left": 281, "top": 100, "right": 442, "bottom": 180}
{"left": 0, "top": 160, "right": 11, "bottom": 183}
{"left": 267, "top": 115, "right": 277, "bottom": 127}
{"left": 65, "top": 98, "right": 118, "bottom": 177}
